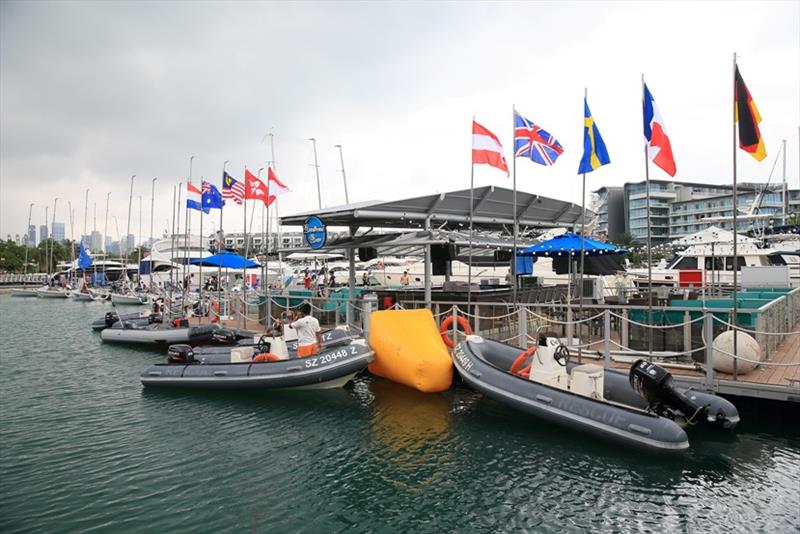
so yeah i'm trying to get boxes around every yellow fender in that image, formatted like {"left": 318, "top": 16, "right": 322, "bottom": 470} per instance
{"left": 368, "top": 309, "right": 453, "bottom": 393}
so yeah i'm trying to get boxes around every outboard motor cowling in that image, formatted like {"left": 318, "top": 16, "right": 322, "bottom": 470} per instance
{"left": 168, "top": 344, "right": 195, "bottom": 364}
{"left": 212, "top": 329, "right": 237, "bottom": 345}
{"left": 629, "top": 359, "right": 731, "bottom": 429}
{"left": 104, "top": 312, "right": 119, "bottom": 328}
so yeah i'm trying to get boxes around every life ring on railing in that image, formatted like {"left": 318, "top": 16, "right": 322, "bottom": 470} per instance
{"left": 509, "top": 345, "right": 537, "bottom": 379}
{"left": 252, "top": 353, "right": 282, "bottom": 363}
{"left": 209, "top": 299, "right": 220, "bottom": 323}
{"left": 439, "top": 315, "right": 473, "bottom": 349}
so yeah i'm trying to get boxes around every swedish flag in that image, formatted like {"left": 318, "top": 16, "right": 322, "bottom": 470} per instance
{"left": 578, "top": 98, "right": 610, "bottom": 174}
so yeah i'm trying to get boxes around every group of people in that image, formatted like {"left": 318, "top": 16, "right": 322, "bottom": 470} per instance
{"left": 301, "top": 268, "right": 338, "bottom": 297}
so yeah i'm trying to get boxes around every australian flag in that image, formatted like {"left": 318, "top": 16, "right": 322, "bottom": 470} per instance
{"left": 514, "top": 112, "right": 564, "bottom": 166}
{"left": 202, "top": 181, "right": 225, "bottom": 211}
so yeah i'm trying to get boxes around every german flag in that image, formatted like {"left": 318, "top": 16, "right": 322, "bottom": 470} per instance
{"left": 734, "top": 65, "right": 766, "bottom": 161}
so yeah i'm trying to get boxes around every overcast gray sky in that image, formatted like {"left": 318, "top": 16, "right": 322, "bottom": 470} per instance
{"left": 1, "top": 0, "right": 798, "bottom": 242}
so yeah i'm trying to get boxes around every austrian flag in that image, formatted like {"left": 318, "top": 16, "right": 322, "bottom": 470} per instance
{"left": 472, "top": 121, "right": 509, "bottom": 175}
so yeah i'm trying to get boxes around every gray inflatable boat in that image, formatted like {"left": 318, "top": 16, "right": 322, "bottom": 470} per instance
{"left": 453, "top": 335, "right": 739, "bottom": 453}
{"left": 101, "top": 318, "right": 221, "bottom": 345}
{"left": 140, "top": 339, "right": 374, "bottom": 390}
{"left": 189, "top": 325, "right": 354, "bottom": 362}
{"left": 91, "top": 311, "right": 152, "bottom": 331}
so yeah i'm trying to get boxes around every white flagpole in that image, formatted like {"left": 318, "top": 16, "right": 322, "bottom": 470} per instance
{"left": 578, "top": 88, "right": 588, "bottom": 363}
{"left": 732, "top": 53, "right": 739, "bottom": 377}
{"left": 642, "top": 74, "right": 654, "bottom": 355}
{"left": 468, "top": 115, "right": 475, "bottom": 309}
{"left": 511, "top": 104, "right": 518, "bottom": 305}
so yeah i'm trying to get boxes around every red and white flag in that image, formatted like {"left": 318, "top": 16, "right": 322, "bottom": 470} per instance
{"left": 472, "top": 120, "right": 509, "bottom": 175}
{"left": 267, "top": 167, "right": 289, "bottom": 196}
{"left": 244, "top": 168, "right": 274, "bottom": 206}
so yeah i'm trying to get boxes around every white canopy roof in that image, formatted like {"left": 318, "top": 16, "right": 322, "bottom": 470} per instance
{"left": 672, "top": 226, "right": 755, "bottom": 246}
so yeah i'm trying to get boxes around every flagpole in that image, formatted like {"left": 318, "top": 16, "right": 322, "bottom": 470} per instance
{"left": 642, "top": 74, "right": 654, "bottom": 355}
{"left": 169, "top": 184, "right": 176, "bottom": 313}
{"left": 309, "top": 138, "right": 322, "bottom": 209}
{"left": 219, "top": 160, "right": 228, "bottom": 310}
{"left": 335, "top": 144, "right": 350, "bottom": 204}
{"left": 199, "top": 177, "right": 205, "bottom": 319}
{"left": 468, "top": 116, "right": 475, "bottom": 310}
{"left": 184, "top": 157, "right": 193, "bottom": 308}
{"left": 732, "top": 53, "right": 739, "bottom": 377}
{"left": 268, "top": 133, "right": 283, "bottom": 291}
{"left": 104, "top": 192, "right": 110, "bottom": 287}
{"left": 578, "top": 88, "right": 588, "bottom": 363}
{"left": 511, "top": 104, "right": 518, "bottom": 306}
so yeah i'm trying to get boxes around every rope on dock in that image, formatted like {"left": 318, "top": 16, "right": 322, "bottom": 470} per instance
{"left": 710, "top": 316, "right": 800, "bottom": 337}
{"left": 454, "top": 307, "right": 518, "bottom": 320}
{"left": 608, "top": 311, "right": 705, "bottom": 329}
{"left": 525, "top": 308, "right": 604, "bottom": 325}
{"left": 605, "top": 338, "right": 707, "bottom": 358}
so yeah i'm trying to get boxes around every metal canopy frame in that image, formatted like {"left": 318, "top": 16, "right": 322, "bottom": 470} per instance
{"left": 279, "top": 186, "right": 589, "bottom": 231}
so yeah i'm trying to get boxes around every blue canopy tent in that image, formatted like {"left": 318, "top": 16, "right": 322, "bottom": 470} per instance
{"left": 518, "top": 232, "right": 628, "bottom": 258}
{"left": 518, "top": 233, "right": 629, "bottom": 276}
{"left": 190, "top": 252, "right": 260, "bottom": 269}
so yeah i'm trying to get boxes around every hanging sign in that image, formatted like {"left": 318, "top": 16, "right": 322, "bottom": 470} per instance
{"left": 304, "top": 216, "right": 327, "bottom": 250}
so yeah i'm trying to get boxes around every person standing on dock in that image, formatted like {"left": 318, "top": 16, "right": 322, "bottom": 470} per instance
{"left": 290, "top": 302, "right": 321, "bottom": 357}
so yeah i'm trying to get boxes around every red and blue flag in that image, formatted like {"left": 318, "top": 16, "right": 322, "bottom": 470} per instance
{"left": 514, "top": 112, "right": 563, "bottom": 166}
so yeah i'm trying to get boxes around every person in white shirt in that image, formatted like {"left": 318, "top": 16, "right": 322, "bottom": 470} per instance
{"left": 290, "top": 302, "right": 322, "bottom": 357}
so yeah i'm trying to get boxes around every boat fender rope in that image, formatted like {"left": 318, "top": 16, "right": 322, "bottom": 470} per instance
{"left": 439, "top": 316, "right": 473, "bottom": 349}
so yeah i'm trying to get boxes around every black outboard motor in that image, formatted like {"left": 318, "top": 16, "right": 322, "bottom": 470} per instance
{"left": 629, "top": 359, "right": 729, "bottom": 429}
{"left": 212, "top": 329, "right": 237, "bottom": 345}
{"left": 104, "top": 312, "right": 120, "bottom": 328}
{"left": 168, "top": 344, "right": 195, "bottom": 364}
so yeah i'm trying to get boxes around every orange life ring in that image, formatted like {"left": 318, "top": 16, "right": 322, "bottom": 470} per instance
{"left": 510, "top": 346, "right": 537, "bottom": 378}
{"left": 253, "top": 353, "right": 282, "bottom": 362}
{"left": 209, "top": 299, "right": 220, "bottom": 323}
{"left": 439, "top": 315, "right": 473, "bottom": 349}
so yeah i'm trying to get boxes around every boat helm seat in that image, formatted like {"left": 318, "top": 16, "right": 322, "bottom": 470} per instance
{"left": 570, "top": 364, "right": 605, "bottom": 400}
{"left": 230, "top": 346, "right": 255, "bottom": 363}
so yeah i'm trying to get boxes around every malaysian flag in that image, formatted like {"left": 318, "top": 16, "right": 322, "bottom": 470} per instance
{"left": 514, "top": 112, "right": 563, "bottom": 166}
{"left": 221, "top": 171, "right": 244, "bottom": 204}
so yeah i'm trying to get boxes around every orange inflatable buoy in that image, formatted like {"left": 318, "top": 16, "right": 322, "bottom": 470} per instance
{"left": 439, "top": 315, "right": 473, "bottom": 349}
{"left": 252, "top": 353, "right": 282, "bottom": 363}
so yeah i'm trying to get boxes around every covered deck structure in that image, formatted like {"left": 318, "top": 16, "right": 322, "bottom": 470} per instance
{"left": 279, "top": 185, "right": 590, "bottom": 304}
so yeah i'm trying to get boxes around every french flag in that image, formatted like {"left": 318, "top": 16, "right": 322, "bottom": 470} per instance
{"left": 186, "top": 182, "right": 207, "bottom": 212}
{"left": 643, "top": 84, "right": 676, "bottom": 177}
{"left": 472, "top": 120, "right": 509, "bottom": 175}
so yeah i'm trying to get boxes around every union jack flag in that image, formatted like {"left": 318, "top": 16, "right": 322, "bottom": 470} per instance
{"left": 221, "top": 171, "right": 244, "bottom": 205}
{"left": 514, "top": 112, "right": 564, "bottom": 166}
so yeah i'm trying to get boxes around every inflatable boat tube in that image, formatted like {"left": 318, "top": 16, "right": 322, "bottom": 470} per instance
{"left": 141, "top": 340, "right": 374, "bottom": 390}
{"left": 101, "top": 321, "right": 220, "bottom": 345}
{"left": 452, "top": 337, "right": 691, "bottom": 453}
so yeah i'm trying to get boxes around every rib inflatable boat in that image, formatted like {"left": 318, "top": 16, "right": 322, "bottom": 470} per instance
{"left": 91, "top": 310, "right": 153, "bottom": 331}
{"left": 452, "top": 334, "right": 739, "bottom": 453}
{"left": 187, "top": 325, "right": 354, "bottom": 361}
{"left": 100, "top": 318, "right": 220, "bottom": 345}
{"left": 141, "top": 335, "right": 374, "bottom": 390}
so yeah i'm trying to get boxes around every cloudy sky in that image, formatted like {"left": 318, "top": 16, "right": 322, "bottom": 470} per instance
{"left": 1, "top": 1, "right": 798, "bottom": 243}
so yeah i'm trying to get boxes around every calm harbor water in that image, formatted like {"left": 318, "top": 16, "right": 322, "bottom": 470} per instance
{"left": 1, "top": 294, "right": 798, "bottom": 533}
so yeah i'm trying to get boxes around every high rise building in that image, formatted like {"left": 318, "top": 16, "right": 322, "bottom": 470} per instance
{"left": 595, "top": 179, "right": 799, "bottom": 245}
{"left": 52, "top": 222, "right": 66, "bottom": 242}
{"left": 105, "top": 236, "right": 113, "bottom": 251}
{"left": 90, "top": 231, "right": 103, "bottom": 252}
{"left": 125, "top": 234, "right": 135, "bottom": 252}
{"left": 40, "top": 225, "right": 48, "bottom": 242}
{"left": 27, "top": 225, "right": 36, "bottom": 246}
